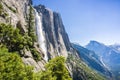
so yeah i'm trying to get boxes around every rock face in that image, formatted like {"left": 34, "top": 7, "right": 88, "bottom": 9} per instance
{"left": 34, "top": 5, "right": 71, "bottom": 61}
{"left": 0, "top": 0, "right": 32, "bottom": 32}
{"left": 86, "top": 41, "right": 120, "bottom": 79}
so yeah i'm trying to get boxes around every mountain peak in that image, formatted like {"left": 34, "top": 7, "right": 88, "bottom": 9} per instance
{"left": 86, "top": 40, "right": 105, "bottom": 48}
{"left": 89, "top": 40, "right": 103, "bottom": 45}
{"left": 90, "top": 40, "right": 98, "bottom": 43}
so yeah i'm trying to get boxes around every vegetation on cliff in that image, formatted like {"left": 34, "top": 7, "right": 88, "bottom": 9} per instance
{"left": 0, "top": 23, "right": 41, "bottom": 61}
{"left": 27, "top": 5, "right": 36, "bottom": 45}
{"left": 0, "top": 2, "right": 3, "bottom": 15}
{"left": 0, "top": 23, "right": 26, "bottom": 51}
{"left": 39, "top": 56, "right": 72, "bottom": 80}
{"left": 0, "top": 2, "right": 9, "bottom": 18}
{"left": 0, "top": 46, "right": 71, "bottom": 80}
{"left": 0, "top": 47, "right": 37, "bottom": 80}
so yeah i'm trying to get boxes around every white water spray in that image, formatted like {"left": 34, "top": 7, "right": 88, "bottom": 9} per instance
{"left": 35, "top": 10, "right": 48, "bottom": 61}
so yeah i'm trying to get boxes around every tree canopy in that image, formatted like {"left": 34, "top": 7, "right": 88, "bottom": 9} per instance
{"left": 0, "top": 47, "right": 37, "bottom": 80}
{"left": 39, "top": 56, "right": 72, "bottom": 80}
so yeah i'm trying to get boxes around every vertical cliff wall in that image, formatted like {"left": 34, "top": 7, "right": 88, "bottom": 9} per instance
{"left": 34, "top": 5, "right": 72, "bottom": 61}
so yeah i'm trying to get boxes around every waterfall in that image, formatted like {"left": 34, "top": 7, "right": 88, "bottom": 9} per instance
{"left": 35, "top": 10, "right": 48, "bottom": 61}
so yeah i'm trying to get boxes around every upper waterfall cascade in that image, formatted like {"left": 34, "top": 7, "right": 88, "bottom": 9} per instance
{"left": 35, "top": 10, "right": 48, "bottom": 61}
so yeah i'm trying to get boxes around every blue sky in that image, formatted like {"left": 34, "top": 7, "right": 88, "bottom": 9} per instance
{"left": 33, "top": 0, "right": 120, "bottom": 46}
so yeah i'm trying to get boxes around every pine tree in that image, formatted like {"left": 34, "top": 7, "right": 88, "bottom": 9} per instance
{"left": 28, "top": 5, "right": 36, "bottom": 46}
{"left": 39, "top": 56, "right": 72, "bottom": 80}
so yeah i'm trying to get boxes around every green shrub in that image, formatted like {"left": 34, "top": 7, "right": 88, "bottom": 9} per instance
{"left": 0, "top": 3, "right": 3, "bottom": 15}
{"left": 0, "top": 3, "right": 9, "bottom": 18}
{"left": 3, "top": 12, "right": 9, "bottom": 16}
{"left": 4, "top": 3, "right": 16, "bottom": 13}
{"left": 0, "top": 23, "right": 42, "bottom": 61}
{"left": 9, "top": 6, "right": 16, "bottom": 13}
{"left": 30, "top": 48, "right": 41, "bottom": 61}
{"left": 0, "top": 23, "right": 26, "bottom": 51}
{"left": 0, "top": 47, "right": 37, "bottom": 80}
{"left": 39, "top": 56, "right": 72, "bottom": 80}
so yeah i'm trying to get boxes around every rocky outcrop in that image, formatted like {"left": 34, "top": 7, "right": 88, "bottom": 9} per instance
{"left": 0, "top": 0, "right": 32, "bottom": 32}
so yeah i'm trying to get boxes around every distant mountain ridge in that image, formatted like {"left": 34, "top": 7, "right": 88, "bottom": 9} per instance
{"left": 86, "top": 40, "right": 120, "bottom": 79}
{"left": 72, "top": 43, "right": 113, "bottom": 79}
{"left": 110, "top": 44, "right": 120, "bottom": 52}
